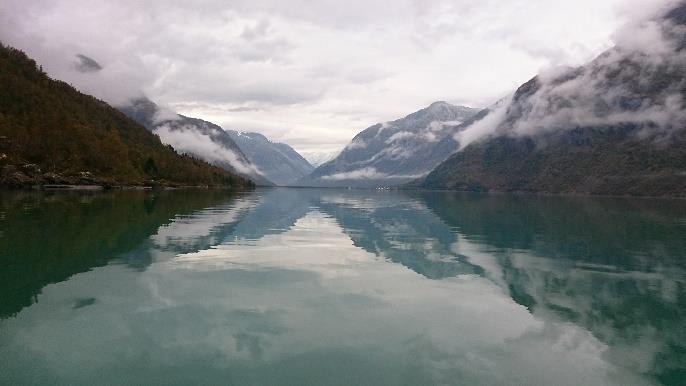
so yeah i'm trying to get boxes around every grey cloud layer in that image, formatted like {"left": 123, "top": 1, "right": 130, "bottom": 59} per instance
{"left": 0, "top": 0, "right": 655, "bottom": 153}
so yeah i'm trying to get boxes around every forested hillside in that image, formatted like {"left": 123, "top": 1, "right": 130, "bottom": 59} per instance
{"left": 0, "top": 44, "right": 254, "bottom": 188}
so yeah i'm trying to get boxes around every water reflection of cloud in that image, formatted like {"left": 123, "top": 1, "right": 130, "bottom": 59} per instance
{"left": 2, "top": 189, "right": 681, "bottom": 385}
{"left": 152, "top": 198, "right": 258, "bottom": 248}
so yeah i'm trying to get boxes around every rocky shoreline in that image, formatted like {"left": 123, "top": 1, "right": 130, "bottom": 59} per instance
{"left": 0, "top": 163, "right": 232, "bottom": 190}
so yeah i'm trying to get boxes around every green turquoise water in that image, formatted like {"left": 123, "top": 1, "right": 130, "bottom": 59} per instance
{"left": 1, "top": 188, "right": 685, "bottom": 385}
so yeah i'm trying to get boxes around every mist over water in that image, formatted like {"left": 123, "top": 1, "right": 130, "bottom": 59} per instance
{"left": 0, "top": 188, "right": 685, "bottom": 385}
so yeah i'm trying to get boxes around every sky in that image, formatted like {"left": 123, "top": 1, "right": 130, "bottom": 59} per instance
{"left": 0, "top": 0, "right": 668, "bottom": 156}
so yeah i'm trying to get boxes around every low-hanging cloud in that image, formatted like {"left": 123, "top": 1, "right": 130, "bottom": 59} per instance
{"left": 321, "top": 167, "right": 386, "bottom": 181}
{"left": 154, "top": 124, "right": 261, "bottom": 176}
{"left": 321, "top": 166, "right": 426, "bottom": 181}
{"left": 454, "top": 0, "right": 686, "bottom": 149}
{"left": 344, "top": 137, "right": 368, "bottom": 151}
{"left": 153, "top": 107, "right": 181, "bottom": 124}
{"left": 454, "top": 95, "right": 513, "bottom": 149}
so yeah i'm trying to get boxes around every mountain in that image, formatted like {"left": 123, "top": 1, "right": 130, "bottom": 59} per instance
{"left": 0, "top": 43, "right": 253, "bottom": 189}
{"left": 302, "top": 150, "right": 340, "bottom": 168}
{"left": 299, "top": 102, "right": 480, "bottom": 187}
{"left": 70, "top": 54, "right": 271, "bottom": 186}
{"left": 125, "top": 99, "right": 313, "bottom": 186}
{"left": 225, "top": 131, "right": 314, "bottom": 186}
{"left": 119, "top": 97, "right": 273, "bottom": 186}
{"left": 419, "top": 3, "right": 686, "bottom": 198}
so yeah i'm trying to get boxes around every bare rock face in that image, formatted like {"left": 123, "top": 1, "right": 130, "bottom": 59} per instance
{"left": 1, "top": 165, "right": 34, "bottom": 187}
{"left": 42, "top": 172, "right": 71, "bottom": 185}
{"left": 20, "top": 164, "right": 42, "bottom": 178}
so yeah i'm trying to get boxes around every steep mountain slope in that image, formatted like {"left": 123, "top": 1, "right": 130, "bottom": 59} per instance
{"left": 0, "top": 44, "right": 253, "bottom": 188}
{"left": 119, "top": 97, "right": 273, "bottom": 186}
{"left": 420, "top": 3, "right": 686, "bottom": 198}
{"left": 225, "top": 131, "right": 313, "bottom": 185}
{"left": 300, "top": 102, "right": 479, "bottom": 187}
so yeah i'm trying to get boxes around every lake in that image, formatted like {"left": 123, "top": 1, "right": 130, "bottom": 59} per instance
{"left": 1, "top": 188, "right": 685, "bottom": 385}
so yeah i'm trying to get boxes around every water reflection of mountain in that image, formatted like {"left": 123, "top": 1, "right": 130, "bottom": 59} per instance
{"left": 0, "top": 190, "right": 239, "bottom": 318}
{"left": 313, "top": 191, "right": 483, "bottom": 279}
{"left": 231, "top": 188, "right": 313, "bottom": 240}
{"left": 150, "top": 188, "right": 314, "bottom": 254}
{"left": 163, "top": 188, "right": 481, "bottom": 280}
{"left": 421, "top": 192, "right": 686, "bottom": 269}
{"left": 3, "top": 188, "right": 686, "bottom": 383}
{"left": 420, "top": 192, "right": 686, "bottom": 384}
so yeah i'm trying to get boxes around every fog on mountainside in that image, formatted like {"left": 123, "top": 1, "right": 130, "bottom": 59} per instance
{"left": 419, "top": 1, "right": 686, "bottom": 197}
{"left": 0, "top": 44, "right": 253, "bottom": 188}
{"left": 118, "top": 97, "right": 273, "bottom": 186}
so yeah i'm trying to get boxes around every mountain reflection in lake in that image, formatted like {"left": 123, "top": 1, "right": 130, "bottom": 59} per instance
{"left": 1, "top": 188, "right": 684, "bottom": 385}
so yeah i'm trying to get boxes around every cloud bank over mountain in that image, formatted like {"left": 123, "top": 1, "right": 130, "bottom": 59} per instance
{"left": 154, "top": 124, "right": 258, "bottom": 176}
{"left": 419, "top": 1, "right": 686, "bottom": 197}
{"left": 0, "top": 0, "right": 662, "bottom": 154}
{"left": 454, "top": 0, "right": 686, "bottom": 149}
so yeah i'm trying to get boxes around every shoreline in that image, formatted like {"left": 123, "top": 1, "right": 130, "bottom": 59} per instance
{"left": 2, "top": 184, "right": 684, "bottom": 200}
{"left": 0, "top": 184, "right": 254, "bottom": 191}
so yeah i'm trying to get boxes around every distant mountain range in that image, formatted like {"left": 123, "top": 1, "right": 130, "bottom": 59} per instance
{"left": 302, "top": 150, "right": 340, "bottom": 168}
{"left": 0, "top": 43, "right": 253, "bottom": 189}
{"left": 299, "top": 102, "right": 480, "bottom": 187}
{"left": 416, "top": 2, "right": 686, "bottom": 198}
{"left": 225, "top": 131, "right": 313, "bottom": 186}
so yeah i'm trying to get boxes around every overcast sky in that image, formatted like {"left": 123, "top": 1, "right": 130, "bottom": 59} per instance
{"left": 0, "top": 0, "right": 669, "bottom": 155}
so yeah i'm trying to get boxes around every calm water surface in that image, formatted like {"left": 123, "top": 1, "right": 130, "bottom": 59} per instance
{"left": 1, "top": 188, "right": 685, "bottom": 385}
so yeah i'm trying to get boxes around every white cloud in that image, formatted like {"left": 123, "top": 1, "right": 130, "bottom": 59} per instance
{"left": 453, "top": 1, "right": 686, "bottom": 149}
{"left": 321, "top": 166, "right": 426, "bottom": 181}
{"left": 385, "top": 131, "right": 414, "bottom": 144}
{"left": 455, "top": 94, "right": 513, "bottom": 149}
{"left": 321, "top": 167, "right": 386, "bottom": 181}
{"left": 154, "top": 124, "right": 260, "bottom": 176}
{"left": 153, "top": 107, "right": 181, "bottom": 124}
{"left": 344, "top": 137, "right": 368, "bottom": 150}
{"left": 0, "top": 0, "right": 670, "bottom": 153}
